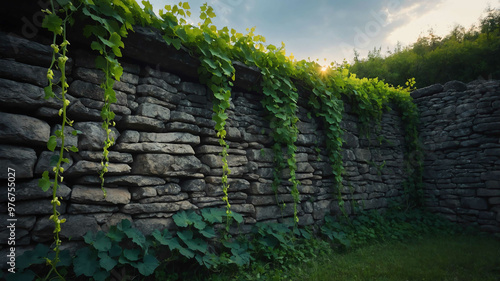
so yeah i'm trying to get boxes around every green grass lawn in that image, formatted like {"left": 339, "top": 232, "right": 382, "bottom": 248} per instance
{"left": 291, "top": 235, "right": 500, "bottom": 281}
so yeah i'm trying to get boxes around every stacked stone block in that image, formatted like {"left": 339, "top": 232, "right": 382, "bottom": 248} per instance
{"left": 412, "top": 80, "right": 500, "bottom": 232}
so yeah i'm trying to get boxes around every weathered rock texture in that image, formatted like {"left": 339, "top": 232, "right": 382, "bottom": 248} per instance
{"left": 0, "top": 29, "right": 409, "bottom": 254}
{"left": 412, "top": 80, "right": 500, "bottom": 233}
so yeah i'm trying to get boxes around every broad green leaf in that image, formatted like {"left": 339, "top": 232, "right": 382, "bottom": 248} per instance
{"left": 232, "top": 212, "right": 244, "bottom": 224}
{"left": 201, "top": 208, "right": 226, "bottom": 223}
{"left": 123, "top": 248, "right": 141, "bottom": 261}
{"left": 42, "top": 14, "right": 62, "bottom": 35}
{"left": 73, "top": 247, "right": 98, "bottom": 277}
{"left": 93, "top": 270, "right": 110, "bottom": 281}
{"left": 199, "top": 226, "right": 216, "bottom": 238}
{"left": 43, "top": 86, "right": 54, "bottom": 99}
{"left": 98, "top": 252, "right": 117, "bottom": 271}
{"left": 109, "top": 243, "right": 122, "bottom": 257}
{"left": 93, "top": 231, "right": 112, "bottom": 251}
{"left": 38, "top": 171, "right": 52, "bottom": 192}
{"left": 47, "top": 135, "right": 57, "bottom": 151}
{"left": 49, "top": 154, "right": 59, "bottom": 167}
{"left": 173, "top": 210, "right": 205, "bottom": 229}
{"left": 124, "top": 227, "right": 146, "bottom": 249}
{"left": 107, "top": 225, "right": 125, "bottom": 242}
{"left": 135, "top": 254, "right": 159, "bottom": 276}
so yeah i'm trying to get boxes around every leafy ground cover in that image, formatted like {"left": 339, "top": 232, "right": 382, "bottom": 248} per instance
{"left": 6, "top": 207, "right": 499, "bottom": 281}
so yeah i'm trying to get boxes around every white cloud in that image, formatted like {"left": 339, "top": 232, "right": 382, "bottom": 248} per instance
{"left": 386, "top": 0, "right": 493, "bottom": 46}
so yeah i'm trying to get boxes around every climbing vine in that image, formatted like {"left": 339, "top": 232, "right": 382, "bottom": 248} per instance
{"left": 38, "top": 0, "right": 78, "bottom": 277}
{"left": 294, "top": 61, "right": 346, "bottom": 212}
{"left": 257, "top": 46, "right": 301, "bottom": 224}
{"left": 80, "top": 0, "right": 132, "bottom": 196}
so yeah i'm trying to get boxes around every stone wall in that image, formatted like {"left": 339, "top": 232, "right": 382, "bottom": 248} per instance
{"left": 0, "top": 27, "right": 407, "bottom": 255}
{"left": 411, "top": 80, "right": 500, "bottom": 232}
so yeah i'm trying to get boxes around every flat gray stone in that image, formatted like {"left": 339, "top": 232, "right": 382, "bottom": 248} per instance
{"left": 16, "top": 199, "right": 67, "bottom": 215}
{"left": 66, "top": 161, "right": 131, "bottom": 176}
{"left": 0, "top": 112, "right": 50, "bottom": 146}
{"left": 0, "top": 179, "right": 70, "bottom": 202}
{"left": 132, "top": 154, "right": 202, "bottom": 176}
{"left": 74, "top": 122, "right": 120, "bottom": 151}
{"left": 119, "top": 115, "right": 165, "bottom": 132}
{"left": 0, "top": 145, "right": 37, "bottom": 179}
{"left": 71, "top": 185, "right": 131, "bottom": 205}
{"left": 68, "top": 80, "right": 127, "bottom": 106}
{"left": 181, "top": 179, "right": 206, "bottom": 192}
{"left": 0, "top": 78, "right": 59, "bottom": 109}
{"left": 136, "top": 84, "right": 181, "bottom": 104}
{"left": 0, "top": 59, "right": 47, "bottom": 87}
{"left": 139, "top": 132, "right": 200, "bottom": 145}
{"left": 121, "top": 203, "right": 180, "bottom": 214}
{"left": 117, "top": 130, "right": 140, "bottom": 143}
{"left": 157, "top": 183, "right": 182, "bottom": 195}
{"left": 114, "top": 143, "right": 195, "bottom": 154}
{"left": 79, "top": 151, "right": 133, "bottom": 163}
{"left": 165, "top": 122, "right": 201, "bottom": 134}
{"left": 137, "top": 103, "right": 170, "bottom": 121}
{"left": 34, "top": 151, "right": 74, "bottom": 175}
{"left": 134, "top": 218, "right": 175, "bottom": 235}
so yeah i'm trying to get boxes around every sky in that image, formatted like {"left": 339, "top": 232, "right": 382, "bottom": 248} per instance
{"left": 145, "top": 0, "right": 499, "bottom": 66}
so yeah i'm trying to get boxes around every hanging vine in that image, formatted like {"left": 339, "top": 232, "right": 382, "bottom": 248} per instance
{"left": 38, "top": 0, "right": 78, "bottom": 277}
{"left": 80, "top": 0, "right": 133, "bottom": 195}
{"left": 158, "top": 3, "right": 236, "bottom": 223}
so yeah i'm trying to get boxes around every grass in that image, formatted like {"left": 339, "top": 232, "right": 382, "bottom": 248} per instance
{"left": 291, "top": 235, "right": 500, "bottom": 281}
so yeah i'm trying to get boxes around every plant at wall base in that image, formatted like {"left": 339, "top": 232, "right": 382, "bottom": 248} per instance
{"left": 38, "top": 1, "right": 78, "bottom": 278}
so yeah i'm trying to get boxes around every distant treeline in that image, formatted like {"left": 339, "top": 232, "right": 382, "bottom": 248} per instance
{"left": 349, "top": 8, "right": 500, "bottom": 88}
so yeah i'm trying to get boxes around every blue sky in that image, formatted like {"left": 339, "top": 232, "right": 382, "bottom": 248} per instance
{"left": 145, "top": 0, "right": 498, "bottom": 65}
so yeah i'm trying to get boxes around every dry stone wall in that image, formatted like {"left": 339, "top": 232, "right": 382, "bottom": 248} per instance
{"left": 0, "top": 29, "right": 407, "bottom": 254}
{"left": 411, "top": 80, "right": 500, "bottom": 232}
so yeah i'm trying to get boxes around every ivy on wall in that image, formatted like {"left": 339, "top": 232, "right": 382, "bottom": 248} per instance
{"left": 37, "top": 0, "right": 422, "bottom": 271}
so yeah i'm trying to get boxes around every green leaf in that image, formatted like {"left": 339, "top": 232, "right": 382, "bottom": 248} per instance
{"left": 109, "top": 243, "right": 122, "bottom": 257}
{"left": 49, "top": 154, "right": 60, "bottom": 167}
{"left": 98, "top": 252, "right": 117, "bottom": 271}
{"left": 71, "top": 130, "right": 83, "bottom": 136}
{"left": 199, "top": 226, "right": 216, "bottom": 238}
{"left": 173, "top": 210, "right": 205, "bottom": 229}
{"left": 42, "top": 14, "right": 63, "bottom": 35}
{"left": 73, "top": 247, "right": 99, "bottom": 277}
{"left": 107, "top": 225, "right": 125, "bottom": 242}
{"left": 232, "top": 212, "right": 244, "bottom": 224}
{"left": 94, "top": 231, "right": 112, "bottom": 251}
{"left": 135, "top": 254, "right": 159, "bottom": 276}
{"left": 178, "top": 230, "right": 207, "bottom": 253}
{"left": 43, "top": 86, "right": 54, "bottom": 99}
{"left": 152, "top": 229, "right": 174, "bottom": 245}
{"left": 124, "top": 227, "right": 146, "bottom": 249}
{"left": 201, "top": 208, "right": 226, "bottom": 223}
{"left": 38, "top": 171, "right": 52, "bottom": 192}
{"left": 47, "top": 135, "right": 57, "bottom": 152}
{"left": 16, "top": 244, "right": 49, "bottom": 270}
{"left": 123, "top": 248, "right": 141, "bottom": 261}
{"left": 70, "top": 145, "right": 79, "bottom": 152}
